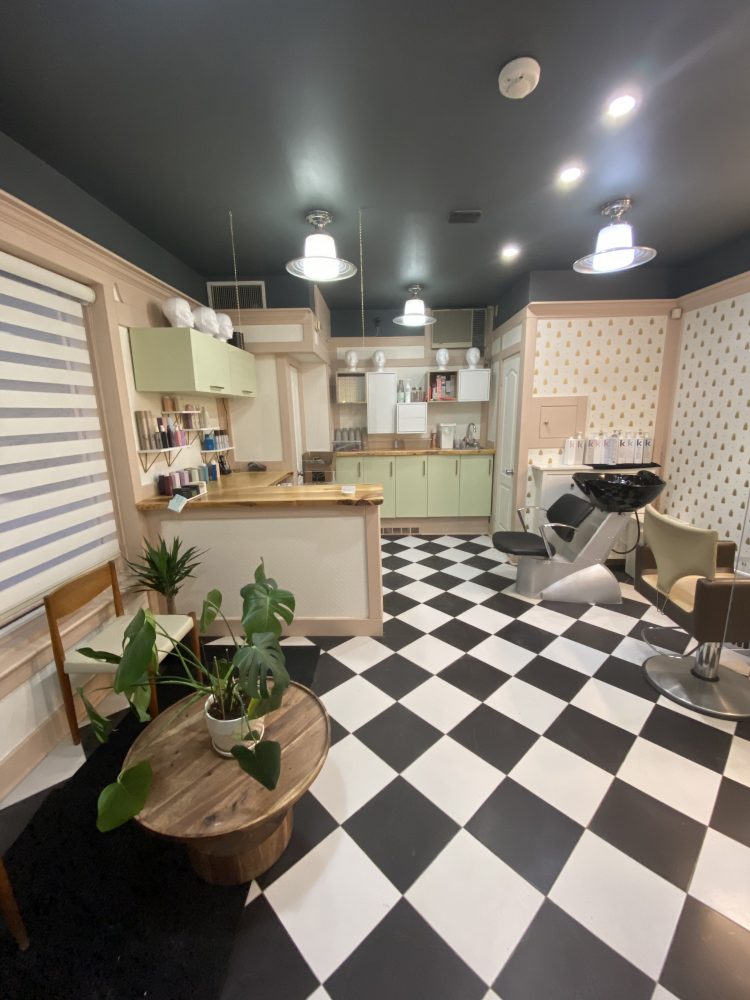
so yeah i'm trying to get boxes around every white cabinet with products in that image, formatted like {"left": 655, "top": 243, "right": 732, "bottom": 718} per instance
{"left": 366, "top": 372, "right": 397, "bottom": 434}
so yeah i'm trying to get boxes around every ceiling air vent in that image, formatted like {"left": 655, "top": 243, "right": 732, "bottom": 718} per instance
{"left": 448, "top": 210, "right": 482, "bottom": 224}
{"left": 206, "top": 281, "right": 266, "bottom": 311}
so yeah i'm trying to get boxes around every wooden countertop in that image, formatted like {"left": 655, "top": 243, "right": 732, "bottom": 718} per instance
{"left": 335, "top": 448, "right": 495, "bottom": 457}
{"left": 137, "top": 471, "right": 383, "bottom": 510}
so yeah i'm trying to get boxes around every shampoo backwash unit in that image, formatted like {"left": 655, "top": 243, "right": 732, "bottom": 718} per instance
{"left": 504, "top": 471, "right": 666, "bottom": 605}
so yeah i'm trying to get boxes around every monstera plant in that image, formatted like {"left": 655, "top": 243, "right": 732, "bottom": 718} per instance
{"left": 80, "top": 559, "right": 295, "bottom": 832}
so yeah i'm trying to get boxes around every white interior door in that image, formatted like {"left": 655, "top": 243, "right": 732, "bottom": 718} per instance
{"left": 492, "top": 353, "right": 520, "bottom": 531}
{"left": 289, "top": 365, "right": 304, "bottom": 482}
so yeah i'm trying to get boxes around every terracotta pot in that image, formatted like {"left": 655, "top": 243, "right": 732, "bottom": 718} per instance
{"left": 204, "top": 696, "right": 265, "bottom": 758}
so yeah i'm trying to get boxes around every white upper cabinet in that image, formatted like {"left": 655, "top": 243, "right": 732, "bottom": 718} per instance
{"left": 457, "top": 368, "right": 491, "bottom": 402}
{"left": 366, "top": 372, "right": 397, "bottom": 434}
{"left": 396, "top": 402, "right": 428, "bottom": 434}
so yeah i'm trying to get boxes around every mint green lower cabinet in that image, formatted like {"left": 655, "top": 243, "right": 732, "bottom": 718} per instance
{"left": 335, "top": 456, "right": 364, "bottom": 484}
{"left": 459, "top": 455, "right": 494, "bottom": 516}
{"left": 363, "top": 457, "right": 396, "bottom": 518}
{"left": 427, "top": 456, "right": 460, "bottom": 516}
{"left": 395, "top": 455, "right": 428, "bottom": 517}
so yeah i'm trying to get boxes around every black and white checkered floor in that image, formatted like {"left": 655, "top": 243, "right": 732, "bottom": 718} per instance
{"left": 4, "top": 534, "right": 750, "bottom": 999}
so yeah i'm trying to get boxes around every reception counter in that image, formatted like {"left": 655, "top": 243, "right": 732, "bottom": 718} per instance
{"left": 137, "top": 473, "right": 384, "bottom": 636}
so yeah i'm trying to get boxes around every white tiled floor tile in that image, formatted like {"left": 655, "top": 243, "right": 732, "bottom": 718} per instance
{"left": 403, "top": 735, "right": 503, "bottom": 825}
{"left": 265, "top": 828, "right": 400, "bottom": 981}
{"left": 310, "top": 735, "right": 396, "bottom": 823}
{"left": 581, "top": 605, "right": 644, "bottom": 634}
{"left": 724, "top": 736, "right": 750, "bottom": 787}
{"left": 407, "top": 830, "right": 543, "bottom": 984}
{"left": 0, "top": 740, "right": 86, "bottom": 808}
{"left": 470, "top": 635, "right": 536, "bottom": 675}
{"left": 394, "top": 547, "right": 432, "bottom": 563}
{"left": 320, "top": 676, "right": 394, "bottom": 732}
{"left": 572, "top": 678, "right": 653, "bottom": 734}
{"left": 439, "top": 547, "right": 474, "bottom": 563}
{"left": 448, "top": 581, "right": 498, "bottom": 604}
{"left": 488, "top": 563, "right": 517, "bottom": 579}
{"left": 689, "top": 828, "right": 750, "bottom": 931}
{"left": 306, "top": 988, "right": 333, "bottom": 1000}
{"left": 469, "top": 535, "right": 493, "bottom": 547}
{"left": 549, "top": 830, "right": 685, "bottom": 979}
{"left": 401, "top": 676, "right": 480, "bottom": 732}
{"left": 651, "top": 987, "right": 680, "bottom": 1000}
{"left": 245, "top": 880, "right": 262, "bottom": 905}
{"left": 393, "top": 536, "right": 427, "bottom": 548}
{"left": 618, "top": 737, "right": 722, "bottom": 823}
{"left": 396, "top": 603, "right": 451, "bottom": 634}
{"left": 510, "top": 737, "right": 612, "bottom": 825}
{"left": 612, "top": 635, "right": 653, "bottom": 666}
{"left": 640, "top": 605, "right": 679, "bottom": 628}
{"left": 503, "top": 584, "right": 540, "bottom": 605}
{"left": 399, "top": 634, "right": 464, "bottom": 673}
{"left": 399, "top": 562, "right": 439, "bottom": 581}
{"left": 443, "top": 562, "right": 483, "bottom": 581}
{"left": 518, "top": 605, "right": 577, "bottom": 635}
{"left": 280, "top": 636, "right": 315, "bottom": 646}
{"left": 328, "top": 635, "right": 391, "bottom": 672}
{"left": 433, "top": 535, "right": 464, "bottom": 547}
{"left": 476, "top": 547, "right": 508, "bottom": 562}
{"left": 486, "top": 678, "right": 567, "bottom": 734}
{"left": 457, "top": 605, "right": 513, "bottom": 634}
{"left": 541, "top": 636, "right": 608, "bottom": 676}
{"left": 620, "top": 582, "right": 650, "bottom": 605}
{"left": 656, "top": 695, "right": 737, "bottom": 735}
{"left": 396, "top": 581, "right": 444, "bottom": 604}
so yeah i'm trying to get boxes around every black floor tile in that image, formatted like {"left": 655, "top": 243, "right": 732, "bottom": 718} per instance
{"left": 590, "top": 779, "right": 706, "bottom": 889}
{"left": 537, "top": 599, "right": 592, "bottom": 619}
{"left": 594, "top": 655, "right": 659, "bottom": 702}
{"left": 329, "top": 716, "right": 349, "bottom": 745}
{"left": 641, "top": 705, "right": 733, "bottom": 773}
{"left": 382, "top": 591, "right": 418, "bottom": 616}
{"left": 464, "top": 554, "right": 503, "bottom": 572}
{"left": 314, "top": 635, "right": 356, "bottom": 651}
{"left": 355, "top": 703, "right": 441, "bottom": 772}
{"left": 382, "top": 571, "right": 415, "bottom": 591}
{"left": 467, "top": 779, "right": 584, "bottom": 893}
{"left": 362, "top": 654, "right": 431, "bottom": 700}
{"left": 546, "top": 705, "right": 636, "bottom": 773}
{"left": 516, "top": 655, "right": 589, "bottom": 702}
{"left": 438, "top": 655, "right": 510, "bottom": 701}
{"left": 430, "top": 619, "right": 488, "bottom": 653}
{"left": 221, "top": 896, "right": 318, "bottom": 1000}
{"left": 454, "top": 541, "right": 489, "bottom": 554}
{"left": 326, "top": 899, "right": 486, "bottom": 1000}
{"left": 450, "top": 705, "right": 537, "bottom": 773}
{"left": 0, "top": 785, "right": 61, "bottom": 854}
{"left": 311, "top": 654, "right": 356, "bottom": 696}
{"left": 257, "top": 792, "right": 338, "bottom": 889}
{"left": 344, "top": 779, "right": 458, "bottom": 892}
{"left": 381, "top": 554, "right": 411, "bottom": 571}
{"left": 563, "top": 620, "right": 623, "bottom": 653}
{"left": 497, "top": 620, "right": 555, "bottom": 654}
{"left": 481, "top": 590, "right": 529, "bottom": 617}
{"left": 417, "top": 541, "right": 449, "bottom": 555}
{"left": 419, "top": 555, "right": 454, "bottom": 571}
{"left": 471, "top": 570, "right": 516, "bottom": 592}
{"left": 661, "top": 897, "right": 750, "bottom": 1000}
{"left": 495, "top": 900, "right": 654, "bottom": 1000}
{"left": 425, "top": 592, "right": 475, "bottom": 618}
{"left": 710, "top": 777, "right": 750, "bottom": 849}
{"left": 426, "top": 571, "right": 467, "bottom": 591}
{"left": 617, "top": 597, "right": 650, "bottom": 619}
{"left": 379, "top": 618, "right": 424, "bottom": 652}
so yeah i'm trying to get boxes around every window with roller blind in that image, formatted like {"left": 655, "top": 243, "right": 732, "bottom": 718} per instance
{"left": 0, "top": 254, "right": 120, "bottom": 625}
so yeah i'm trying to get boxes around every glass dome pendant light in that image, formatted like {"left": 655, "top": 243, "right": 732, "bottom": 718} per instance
{"left": 286, "top": 209, "right": 357, "bottom": 282}
{"left": 393, "top": 284, "right": 437, "bottom": 327}
{"left": 573, "top": 198, "right": 656, "bottom": 274}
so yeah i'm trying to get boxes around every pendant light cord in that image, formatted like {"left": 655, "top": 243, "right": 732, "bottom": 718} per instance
{"left": 229, "top": 210, "right": 241, "bottom": 328}
{"left": 358, "top": 207, "right": 365, "bottom": 344}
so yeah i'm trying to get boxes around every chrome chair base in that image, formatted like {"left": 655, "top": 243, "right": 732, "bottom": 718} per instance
{"left": 644, "top": 651, "right": 750, "bottom": 720}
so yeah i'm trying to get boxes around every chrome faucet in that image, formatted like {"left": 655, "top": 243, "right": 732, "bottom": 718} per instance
{"left": 466, "top": 422, "right": 478, "bottom": 446}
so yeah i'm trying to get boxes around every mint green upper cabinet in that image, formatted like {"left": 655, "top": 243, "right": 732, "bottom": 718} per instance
{"left": 459, "top": 454, "right": 494, "bottom": 516}
{"left": 335, "top": 455, "right": 364, "bottom": 485}
{"left": 129, "top": 328, "right": 254, "bottom": 397}
{"left": 229, "top": 347, "right": 256, "bottom": 397}
{"left": 395, "top": 455, "right": 428, "bottom": 517}
{"left": 363, "top": 457, "right": 396, "bottom": 518}
{"left": 427, "top": 455, "right": 460, "bottom": 516}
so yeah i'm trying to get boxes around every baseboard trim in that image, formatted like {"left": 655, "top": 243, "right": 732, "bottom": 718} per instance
{"left": 380, "top": 518, "right": 490, "bottom": 535}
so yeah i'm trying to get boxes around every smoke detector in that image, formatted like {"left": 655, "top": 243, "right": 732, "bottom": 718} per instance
{"left": 498, "top": 56, "right": 541, "bottom": 100}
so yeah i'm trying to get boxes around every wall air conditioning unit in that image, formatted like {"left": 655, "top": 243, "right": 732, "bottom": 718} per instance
{"left": 430, "top": 308, "right": 486, "bottom": 350}
{"left": 206, "top": 281, "right": 266, "bottom": 311}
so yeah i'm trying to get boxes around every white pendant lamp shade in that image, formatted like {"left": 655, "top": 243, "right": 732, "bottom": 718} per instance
{"left": 574, "top": 199, "right": 656, "bottom": 274}
{"left": 286, "top": 210, "right": 357, "bottom": 282}
{"left": 393, "top": 284, "right": 436, "bottom": 327}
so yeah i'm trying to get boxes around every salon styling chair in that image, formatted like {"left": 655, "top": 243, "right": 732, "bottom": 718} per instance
{"left": 636, "top": 505, "right": 750, "bottom": 720}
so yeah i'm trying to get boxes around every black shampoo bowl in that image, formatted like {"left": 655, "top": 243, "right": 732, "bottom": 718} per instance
{"left": 572, "top": 470, "right": 666, "bottom": 513}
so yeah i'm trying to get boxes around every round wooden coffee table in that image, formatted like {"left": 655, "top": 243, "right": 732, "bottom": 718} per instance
{"left": 123, "top": 682, "right": 330, "bottom": 885}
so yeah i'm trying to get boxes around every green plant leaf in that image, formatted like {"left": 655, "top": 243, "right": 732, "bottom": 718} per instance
{"left": 79, "top": 690, "right": 116, "bottom": 743}
{"left": 234, "top": 633, "right": 289, "bottom": 703}
{"left": 200, "top": 589, "right": 222, "bottom": 632}
{"left": 240, "top": 569, "right": 295, "bottom": 640}
{"left": 231, "top": 740, "right": 281, "bottom": 791}
{"left": 114, "top": 616, "right": 156, "bottom": 693}
{"left": 123, "top": 607, "right": 147, "bottom": 643}
{"left": 96, "top": 760, "right": 152, "bottom": 832}
{"left": 129, "top": 683, "right": 152, "bottom": 723}
{"left": 76, "top": 647, "right": 121, "bottom": 665}
{"left": 125, "top": 536, "right": 204, "bottom": 600}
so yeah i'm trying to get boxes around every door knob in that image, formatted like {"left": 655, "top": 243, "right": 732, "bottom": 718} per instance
{"left": 504, "top": 469, "right": 514, "bottom": 475}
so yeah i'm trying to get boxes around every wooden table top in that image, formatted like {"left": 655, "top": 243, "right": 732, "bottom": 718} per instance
{"left": 123, "top": 683, "right": 330, "bottom": 840}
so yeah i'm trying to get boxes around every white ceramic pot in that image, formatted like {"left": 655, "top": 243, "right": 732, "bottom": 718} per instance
{"left": 204, "top": 696, "right": 264, "bottom": 757}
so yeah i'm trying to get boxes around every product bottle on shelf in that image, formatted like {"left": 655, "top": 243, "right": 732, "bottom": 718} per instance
{"left": 397, "top": 380, "right": 405, "bottom": 403}
{"left": 642, "top": 432, "right": 654, "bottom": 465}
{"left": 563, "top": 436, "right": 577, "bottom": 466}
{"left": 633, "top": 431, "right": 644, "bottom": 465}
{"left": 574, "top": 434, "right": 585, "bottom": 464}
{"left": 605, "top": 431, "right": 620, "bottom": 465}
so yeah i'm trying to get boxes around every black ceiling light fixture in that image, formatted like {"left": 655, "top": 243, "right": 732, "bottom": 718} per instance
{"left": 573, "top": 198, "right": 657, "bottom": 274}
{"left": 286, "top": 210, "right": 357, "bottom": 282}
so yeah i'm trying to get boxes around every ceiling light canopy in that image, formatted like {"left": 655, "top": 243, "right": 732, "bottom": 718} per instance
{"left": 393, "top": 285, "right": 436, "bottom": 327}
{"left": 500, "top": 242, "right": 521, "bottom": 263}
{"left": 573, "top": 199, "right": 656, "bottom": 274}
{"left": 498, "top": 56, "right": 541, "bottom": 100}
{"left": 557, "top": 162, "right": 584, "bottom": 186}
{"left": 606, "top": 92, "right": 638, "bottom": 120}
{"left": 286, "top": 210, "right": 357, "bottom": 282}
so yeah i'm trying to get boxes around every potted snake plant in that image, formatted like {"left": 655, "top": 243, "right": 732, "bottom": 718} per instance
{"left": 79, "top": 559, "right": 294, "bottom": 832}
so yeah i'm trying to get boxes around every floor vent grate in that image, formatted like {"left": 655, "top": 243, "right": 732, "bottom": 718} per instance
{"left": 382, "top": 526, "right": 420, "bottom": 535}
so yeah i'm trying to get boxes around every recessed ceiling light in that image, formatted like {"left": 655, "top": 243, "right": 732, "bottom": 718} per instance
{"left": 606, "top": 92, "right": 638, "bottom": 119}
{"left": 557, "top": 163, "right": 585, "bottom": 186}
{"left": 500, "top": 243, "right": 521, "bottom": 263}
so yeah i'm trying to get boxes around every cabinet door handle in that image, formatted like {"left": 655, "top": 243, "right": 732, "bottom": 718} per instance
{"left": 357, "top": 461, "right": 361, "bottom": 478}
{"left": 422, "top": 460, "right": 426, "bottom": 476}
{"left": 488, "top": 459, "right": 492, "bottom": 475}
{"left": 209, "top": 385, "right": 225, "bottom": 391}
{"left": 390, "top": 461, "right": 393, "bottom": 477}
{"left": 455, "top": 459, "right": 458, "bottom": 475}
{"left": 242, "top": 389, "right": 253, "bottom": 395}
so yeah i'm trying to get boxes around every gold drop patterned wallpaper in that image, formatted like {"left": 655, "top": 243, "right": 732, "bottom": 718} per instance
{"left": 663, "top": 294, "right": 750, "bottom": 567}
{"left": 526, "top": 314, "right": 667, "bottom": 500}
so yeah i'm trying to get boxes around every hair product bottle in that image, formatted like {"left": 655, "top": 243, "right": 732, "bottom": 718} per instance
{"left": 563, "top": 436, "right": 577, "bottom": 465}
{"left": 574, "top": 434, "right": 585, "bottom": 464}
{"left": 634, "top": 431, "right": 644, "bottom": 465}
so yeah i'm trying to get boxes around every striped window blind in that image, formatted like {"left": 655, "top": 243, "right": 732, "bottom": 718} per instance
{"left": 0, "top": 255, "right": 119, "bottom": 624}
